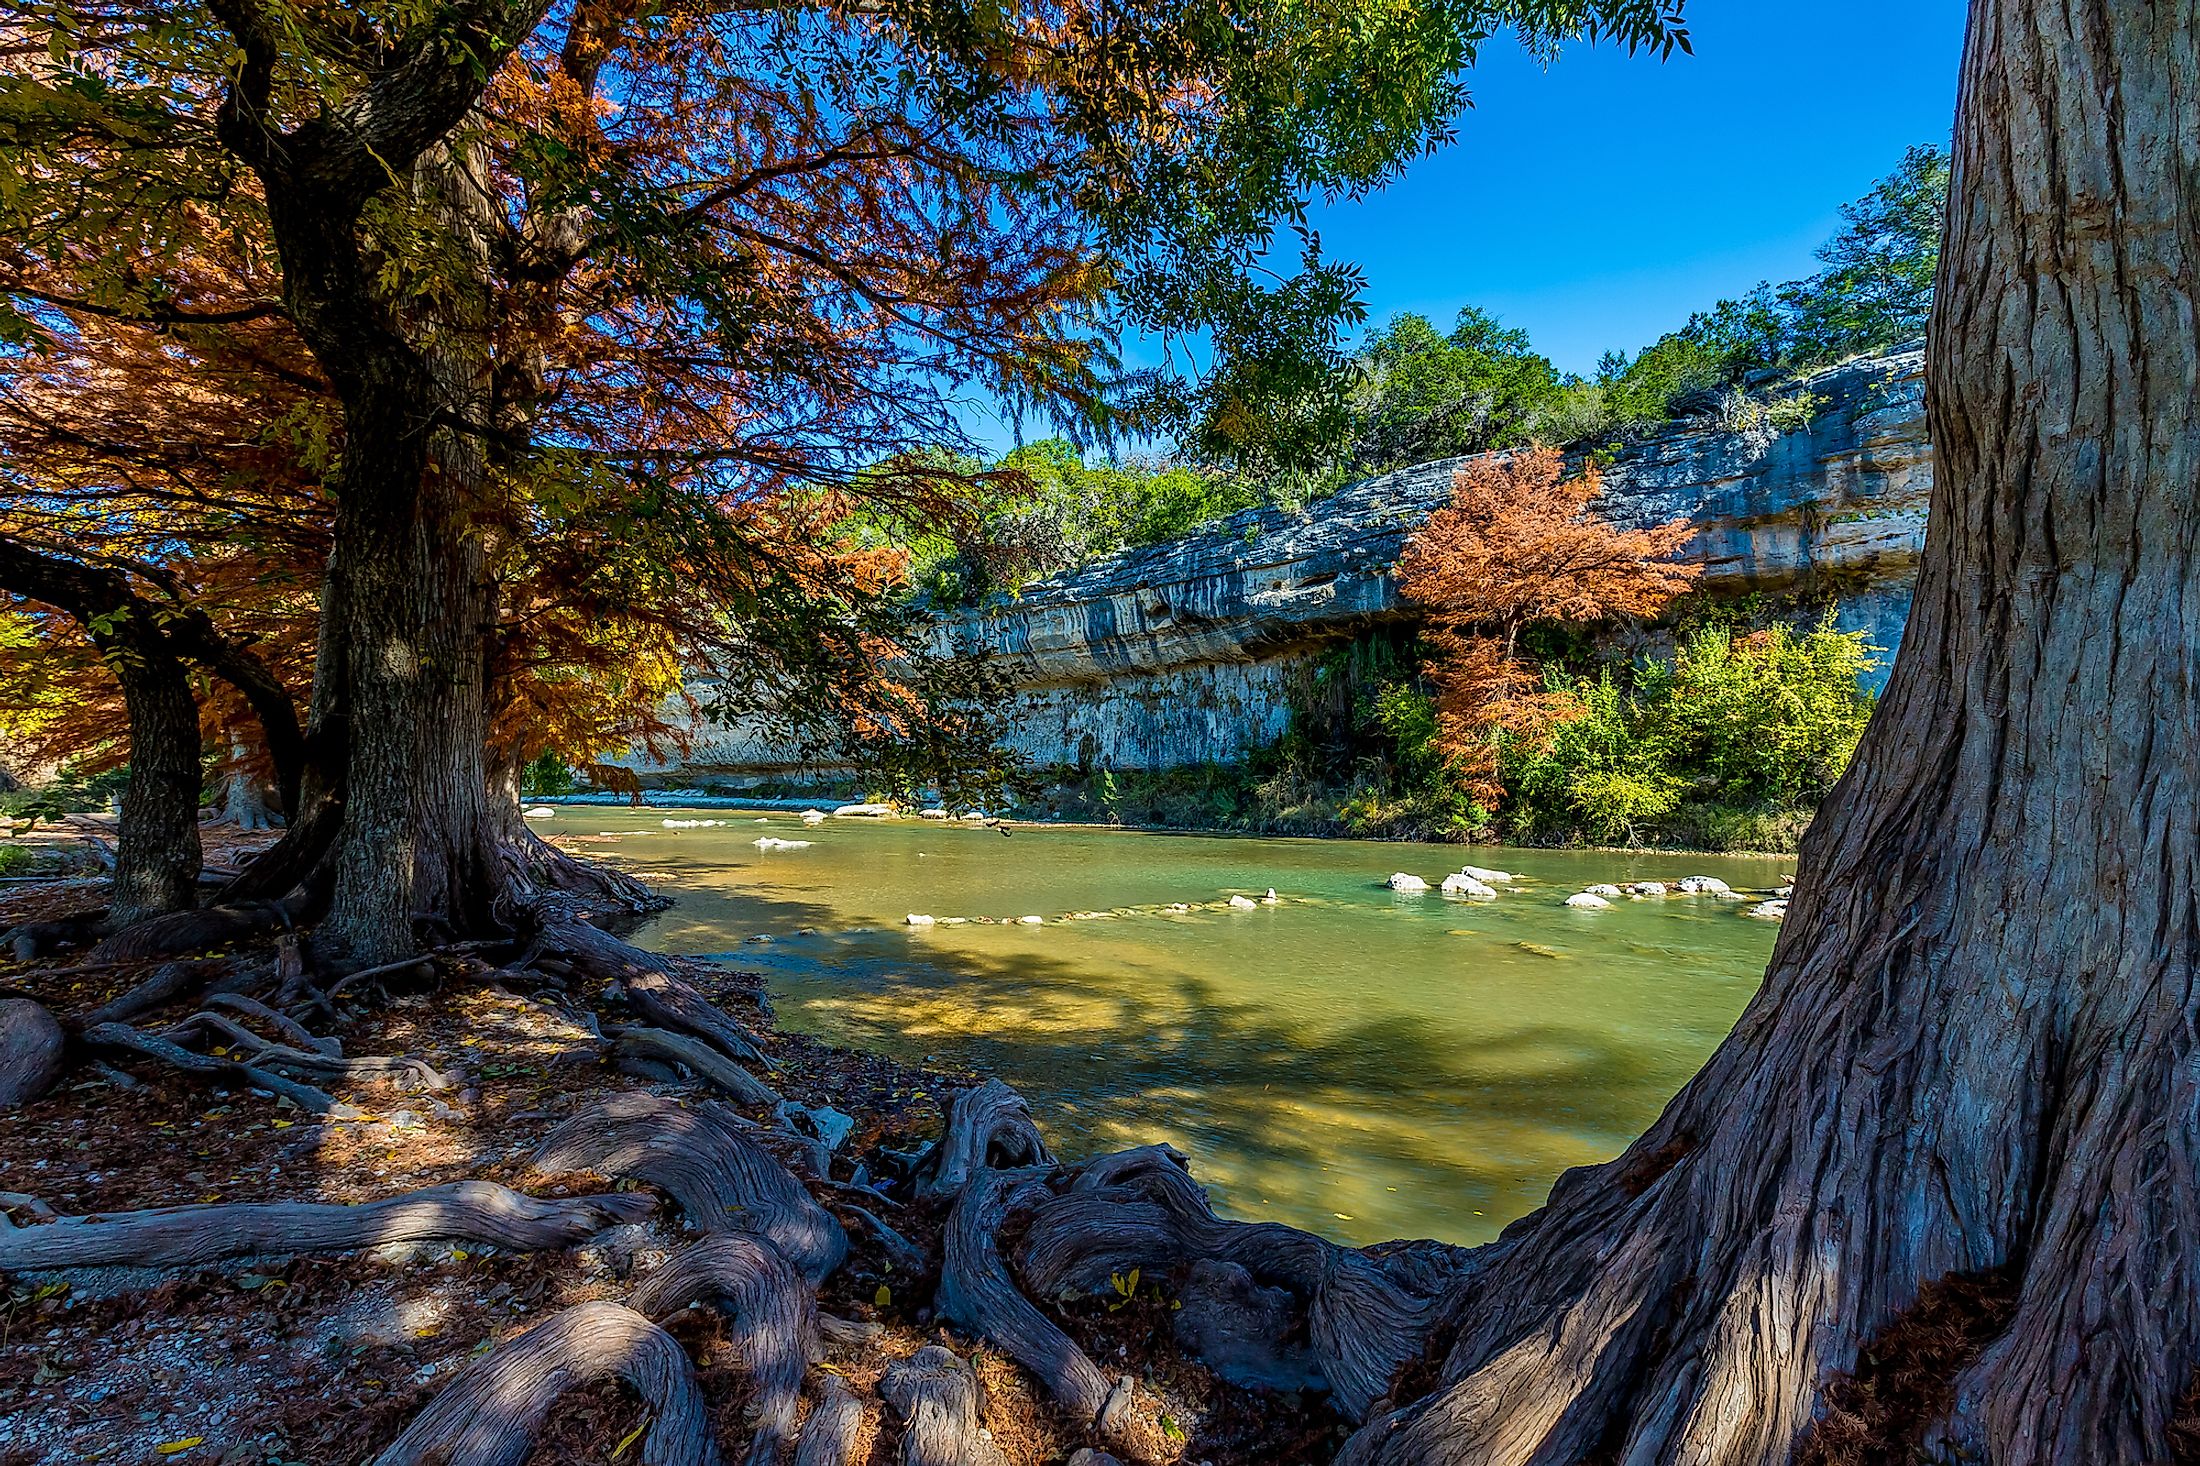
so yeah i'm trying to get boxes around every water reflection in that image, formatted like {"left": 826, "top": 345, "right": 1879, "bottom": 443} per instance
{"left": 587, "top": 808, "right": 1787, "bottom": 1246}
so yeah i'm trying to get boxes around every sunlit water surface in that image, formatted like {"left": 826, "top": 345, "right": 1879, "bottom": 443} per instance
{"left": 556, "top": 808, "right": 1787, "bottom": 1247}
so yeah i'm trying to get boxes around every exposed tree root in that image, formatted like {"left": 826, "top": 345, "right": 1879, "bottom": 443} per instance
{"left": 83, "top": 1020, "right": 358, "bottom": 1116}
{"left": 0, "top": 1178, "right": 654, "bottom": 1271}
{"left": 87, "top": 900, "right": 294, "bottom": 964}
{"left": 531, "top": 1092, "right": 848, "bottom": 1284}
{"left": 879, "top": 1345, "right": 1009, "bottom": 1466}
{"left": 912, "top": 1079, "right": 1055, "bottom": 1200}
{"left": 158, "top": 1009, "right": 453, "bottom": 1091}
{"left": 0, "top": 997, "right": 65, "bottom": 1107}
{"left": 202, "top": 990, "right": 338, "bottom": 1054}
{"left": 1015, "top": 1146, "right": 1445, "bottom": 1421}
{"left": 632, "top": 1235, "right": 821, "bottom": 1466}
{"left": 534, "top": 917, "right": 773, "bottom": 1068}
{"left": 370, "top": 1301, "right": 720, "bottom": 1466}
{"left": 4, "top": 910, "right": 106, "bottom": 962}
{"left": 612, "top": 1024, "right": 782, "bottom": 1110}
{"left": 72, "top": 958, "right": 221, "bottom": 1030}
{"left": 792, "top": 1376, "right": 868, "bottom": 1466}
{"left": 938, "top": 1167, "right": 1124, "bottom": 1429}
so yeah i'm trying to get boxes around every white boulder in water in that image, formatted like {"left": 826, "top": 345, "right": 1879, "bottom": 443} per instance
{"left": 1627, "top": 881, "right": 1669, "bottom": 897}
{"left": 1441, "top": 872, "right": 1498, "bottom": 899}
{"left": 1677, "top": 875, "right": 1735, "bottom": 896}
{"left": 920, "top": 807, "right": 951, "bottom": 819}
{"left": 1458, "top": 864, "right": 1515, "bottom": 884}
{"left": 522, "top": 806, "right": 556, "bottom": 819}
{"left": 1227, "top": 894, "right": 1260, "bottom": 911}
{"left": 801, "top": 809, "right": 828, "bottom": 825}
{"left": 753, "top": 837, "right": 812, "bottom": 851}
{"left": 1585, "top": 883, "right": 1625, "bottom": 899}
{"left": 1745, "top": 899, "right": 1789, "bottom": 920}
{"left": 1262, "top": 889, "right": 1279, "bottom": 904}
{"left": 905, "top": 914, "right": 937, "bottom": 926}
{"left": 1565, "top": 892, "right": 1613, "bottom": 909}
{"left": 834, "top": 803, "right": 896, "bottom": 817}
{"left": 1388, "top": 873, "right": 1431, "bottom": 893}
{"left": 1016, "top": 915, "right": 1045, "bottom": 925}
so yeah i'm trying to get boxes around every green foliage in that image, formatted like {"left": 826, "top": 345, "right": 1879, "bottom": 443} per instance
{"left": 1349, "top": 308, "right": 1571, "bottom": 467}
{"left": 520, "top": 753, "right": 578, "bottom": 798}
{"left": 897, "top": 440, "right": 1260, "bottom": 606}
{"left": 1499, "top": 618, "right": 1879, "bottom": 847}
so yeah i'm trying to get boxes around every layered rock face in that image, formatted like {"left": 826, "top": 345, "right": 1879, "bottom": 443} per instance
{"left": 665, "top": 347, "right": 1930, "bottom": 779}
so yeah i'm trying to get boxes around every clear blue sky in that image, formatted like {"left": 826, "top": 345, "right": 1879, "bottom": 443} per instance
{"left": 1308, "top": 1, "right": 1970, "bottom": 375}
{"left": 973, "top": 2, "right": 1969, "bottom": 448}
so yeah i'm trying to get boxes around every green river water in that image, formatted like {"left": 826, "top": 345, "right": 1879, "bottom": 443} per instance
{"left": 551, "top": 806, "right": 1789, "bottom": 1248}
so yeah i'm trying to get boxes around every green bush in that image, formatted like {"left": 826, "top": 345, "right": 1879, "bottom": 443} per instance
{"left": 1499, "top": 618, "right": 1878, "bottom": 847}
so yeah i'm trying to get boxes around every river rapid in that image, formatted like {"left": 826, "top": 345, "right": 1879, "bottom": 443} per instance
{"left": 545, "top": 806, "right": 1788, "bottom": 1247}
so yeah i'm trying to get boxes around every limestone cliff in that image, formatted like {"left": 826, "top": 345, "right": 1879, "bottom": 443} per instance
{"left": 663, "top": 347, "right": 1930, "bottom": 779}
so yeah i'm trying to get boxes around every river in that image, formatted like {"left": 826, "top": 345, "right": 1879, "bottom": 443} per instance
{"left": 547, "top": 806, "right": 1788, "bottom": 1248}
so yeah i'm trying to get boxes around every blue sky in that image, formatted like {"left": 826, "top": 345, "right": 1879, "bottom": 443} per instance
{"left": 1308, "top": 1, "right": 1970, "bottom": 375}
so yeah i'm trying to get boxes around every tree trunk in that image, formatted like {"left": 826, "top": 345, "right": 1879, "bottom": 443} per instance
{"left": 103, "top": 623, "right": 204, "bottom": 926}
{"left": 316, "top": 139, "right": 502, "bottom": 966}
{"left": 1350, "top": 8, "right": 2200, "bottom": 1464}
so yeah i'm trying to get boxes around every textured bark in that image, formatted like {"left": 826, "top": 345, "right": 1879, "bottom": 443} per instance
{"left": 0, "top": 1179, "right": 653, "bottom": 1271}
{"left": 0, "top": 999, "right": 65, "bottom": 1108}
{"left": 83, "top": 1020, "right": 355, "bottom": 1116}
{"left": 792, "top": 1376, "right": 868, "bottom": 1466}
{"left": 1349, "top": 7, "right": 2200, "bottom": 1462}
{"left": 937, "top": 1168, "right": 1121, "bottom": 1425}
{"left": 911, "top": 1080, "right": 1055, "bottom": 1200}
{"left": 531, "top": 1092, "right": 847, "bottom": 1284}
{"left": 535, "top": 920, "right": 775, "bottom": 1068}
{"left": 632, "top": 1235, "right": 822, "bottom": 1466}
{"left": 611, "top": 1025, "right": 783, "bottom": 1110}
{"left": 371, "top": 1301, "right": 721, "bottom": 1466}
{"left": 878, "top": 1346, "right": 1009, "bottom": 1466}
{"left": 1016, "top": 1147, "right": 1448, "bottom": 1423}
{"left": 87, "top": 901, "right": 294, "bottom": 964}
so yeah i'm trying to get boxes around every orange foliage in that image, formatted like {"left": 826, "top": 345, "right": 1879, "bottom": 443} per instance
{"left": 1397, "top": 446, "right": 1700, "bottom": 802}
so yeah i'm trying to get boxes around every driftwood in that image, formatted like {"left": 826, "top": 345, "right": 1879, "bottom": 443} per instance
{"left": 611, "top": 1024, "right": 782, "bottom": 1110}
{"left": 158, "top": 1010, "right": 451, "bottom": 1091}
{"left": 1015, "top": 1145, "right": 1444, "bottom": 1421}
{"left": 531, "top": 1092, "right": 847, "bottom": 1284}
{"left": 911, "top": 1080, "right": 1055, "bottom": 1200}
{"left": 791, "top": 1376, "right": 868, "bottom": 1466}
{"left": 83, "top": 1020, "right": 356, "bottom": 1116}
{"left": 0, "top": 998, "right": 64, "bottom": 1108}
{"left": 0, "top": 1179, "right": 654, "bottom": 1272}
{"left": 633, "top": 1235, "right": 820, "bottom": 1466}
{"left": 937, "top": 1168, "right": 1118, "bottom": 1425}
{"left": 536, "top": 918, "right": 773, "bottom": 1069}
{"left": 371, "top": 1302, "right": 721, "bottom": 1466}
{"left": 879, "top": 1346, "right": 1009, "bottom": 1466}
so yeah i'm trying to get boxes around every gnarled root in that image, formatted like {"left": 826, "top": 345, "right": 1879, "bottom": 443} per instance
{"left": 633, "top": 1235, "right": 820, "bottom": 1466}
{"left": 0, "top": 1179, "right": 654, "bottom": 1272}
{"left": 83, "top": 1020, "right": 357, "bottom": 1116}
{"left": 880, "top": 1345, "right": 1009, "bottom": 1466}
{"left": 0, "top": 998, "right": 65, "bottom": 1108}
{"left": 534, "top": 918, "right": 773, "bottom": 1069}
{"left": 911, "top": 1080, "right": 1055, "bottom": 1200}
{"left": 792, "top": 1375, "right": 868, "bottom": 1466}
{"left": 532, "top": 1092, "right": 847, "bottom": 1284}
{"left": 73, "top": 959, "right": 222, "bottom": 1030}
{"left": 1016, "top": 1146, "right": 1449, "bottom": 1421}
{"left": 88, "top": 900, "right": 292, "bottom": 964}
{"left": 202, "top": 990, "right": 338, "bottom": 1055}
{"left": 372, "top": 1301, "right": 720, "bottom": 1466}
{"left": 938, "top": 1168, "right": 1121, "bottom": 1427}
{"left": 612, "top": 1024, "right": 782, "bottom": 1110}
{"left": 160, "top": 1010, "right": 452, "bottom": 1091}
